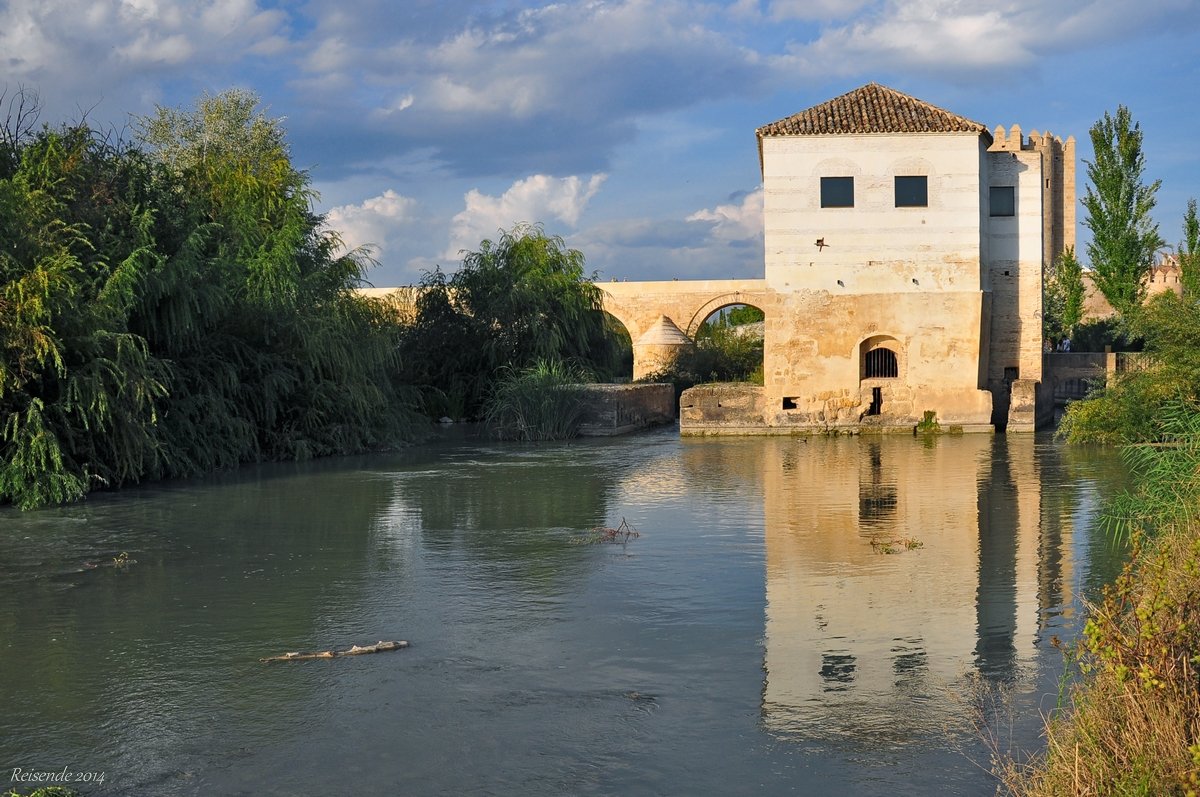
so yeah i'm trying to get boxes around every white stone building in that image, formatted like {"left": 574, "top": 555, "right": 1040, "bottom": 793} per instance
{"left": 751, "top": 83, "right": 1074, "bottom": 432}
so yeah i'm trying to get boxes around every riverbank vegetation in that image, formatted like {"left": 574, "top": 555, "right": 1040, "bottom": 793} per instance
{"left": 396, "top": 223, "right": 623, "bottom": 421}
{"left": 1, "top": 92, "right": 623, "bottom": 509}
{"left": 483, "top": 359, "right": 591, "bottom": 441}
{"left": 1007, "top": 105, "right": 1200, "bottom": 794}
{"left": 1000, "top": 404, "right": 1200, "bottom": 795}
{"left": 0, "top": 90, "right": 424, "bottom": 509}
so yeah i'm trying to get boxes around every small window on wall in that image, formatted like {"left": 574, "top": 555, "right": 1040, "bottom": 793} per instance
{"left": 865, "top": 348, "right": 898, "bottom": 378}
{"left": 990, "top": 186, "right": 1015, "bottom": 217}
{"left": 821, "top": 176, "right": 854, "bottom": 208}
{"left": 894, "top": 176, "right": 928, "bottom": 207}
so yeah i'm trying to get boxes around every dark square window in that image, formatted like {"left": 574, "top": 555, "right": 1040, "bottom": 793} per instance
{"left": 894, "top": 176, "right": 928, "bottom": 207}
{"left": 990, "top": 186, "right": 1015, "bottom": 217}
{"left": 821, "top": 176, "right": 854, "bottom": 208}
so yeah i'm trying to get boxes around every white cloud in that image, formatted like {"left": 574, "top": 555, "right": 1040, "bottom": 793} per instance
{"left": 768, "top": 0, "right": 876, "bottom": 21}
{"left": 287, "top": 0, "right": 768, "bottom": 176}
{"left": 444, "top": 174, "right": 606, "bottom": 258}
{"left": 0, "top": 0, "right": 289, "bottom": 121}
{"left": 781, "top": 0, "right": 1197, "bottom": 74}
{"left": 325, "top": 189, "right": 419, "bottom": 258}
{"left": 687, "top": 188, "right": 764, "bottom": 244}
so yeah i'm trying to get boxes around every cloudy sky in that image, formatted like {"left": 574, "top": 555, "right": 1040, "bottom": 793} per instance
{"left": 5, "top": 0, "right": 1199, "bottom": 285}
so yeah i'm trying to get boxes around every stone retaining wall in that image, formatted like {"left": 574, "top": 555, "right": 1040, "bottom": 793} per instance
{"left": 576, "top": 384, "right": 676, "bottom": 436}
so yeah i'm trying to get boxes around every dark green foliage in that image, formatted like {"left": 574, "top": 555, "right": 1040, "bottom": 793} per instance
{"left": 484, "top": 359, "right": 590, "bottom": 441}
{"left": 0, "top": 91, "right": 422, "bottom": 509}
{"left": 1068, "top": 316, "right": 1143, "bottom": 353}
{"left": 1082, "top": 106, "right": 1164, "bottom": 318}
{"left": 398, "top": 223, "right": 621, "bottom": 418}
{"left": 1043, "top": 247, "right": 1085, "bottom": 342}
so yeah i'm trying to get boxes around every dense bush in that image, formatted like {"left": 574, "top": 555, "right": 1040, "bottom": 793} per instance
{"left": 483, "top": 360, "right": 590, "bottom": 441}
{"left": 1060, "top": 291, "right": 1200, "bottom": 444}
{"left": 0, "top": 91, "right": 423, "bottom": 509}
{"left": 397, "top": 223, "right": 623, "bottom": 419}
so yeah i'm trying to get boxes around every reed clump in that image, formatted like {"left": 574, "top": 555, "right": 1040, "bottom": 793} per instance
{"left": 483, "top": 360, "right": 589, "bottom": 441}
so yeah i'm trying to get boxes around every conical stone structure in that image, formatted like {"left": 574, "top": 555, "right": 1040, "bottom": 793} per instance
{"left": 633, "top": 316, "right": 694, "bottom": 380}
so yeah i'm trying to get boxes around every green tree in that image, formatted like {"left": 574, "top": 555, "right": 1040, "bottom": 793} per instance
{"left": 1179, "top": 198, "right": 1200, "bottom": 296}
{"left": 0, "top": 92, "right": 421, "bottom": 509}
{"left": 399, "top": 223, "right": 620, "bottom": 418}
{"left": 1081, "top": 105, "right": 1164, "bottom": 318}
{"left": 1044, "top": 247, "right": 1085, "bottom": 342}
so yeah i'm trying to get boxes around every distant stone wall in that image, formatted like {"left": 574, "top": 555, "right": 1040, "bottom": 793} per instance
{"left": 576, "top": 384, "right": 676, "bottom": 437}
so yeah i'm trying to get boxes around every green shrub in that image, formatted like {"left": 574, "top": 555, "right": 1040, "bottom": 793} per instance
{"left": 483, "top": 360, "right": 590, "bottom": 441}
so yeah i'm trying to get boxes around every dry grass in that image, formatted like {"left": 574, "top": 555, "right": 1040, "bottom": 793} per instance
{"left": 997, "top": 529, "right": 1200, "bottom": 796}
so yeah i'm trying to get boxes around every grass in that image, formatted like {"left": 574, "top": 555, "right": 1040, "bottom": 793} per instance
{"left": 483, "top": 359, "right": 590, "bottom": 441}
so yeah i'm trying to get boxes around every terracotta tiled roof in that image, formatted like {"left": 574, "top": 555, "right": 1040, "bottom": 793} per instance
{"left": 757, "top": 83, "right": 989, "bottom": 137}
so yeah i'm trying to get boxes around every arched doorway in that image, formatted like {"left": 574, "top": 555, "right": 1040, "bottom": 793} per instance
{"left": 859, "top": 335, "right": 903, "bottom": 417}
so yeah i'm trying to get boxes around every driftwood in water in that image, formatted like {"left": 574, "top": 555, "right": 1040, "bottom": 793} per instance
{"left": 260, "top": 640, "right": 409, "bottom": 663}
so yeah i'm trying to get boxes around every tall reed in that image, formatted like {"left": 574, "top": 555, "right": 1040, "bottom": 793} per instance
{"left": 483, "top": 360, "right": 589, "bottom": 441}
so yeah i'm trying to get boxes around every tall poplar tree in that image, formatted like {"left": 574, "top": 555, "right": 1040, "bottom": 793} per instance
{"left": 1179, "top": 198, "right": 1200, "bottom": 296}
{"left": 1082, "top": 105, "right": 1163, "bottom": 318}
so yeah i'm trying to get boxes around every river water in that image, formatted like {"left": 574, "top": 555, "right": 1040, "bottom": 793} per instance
{"left": 0, "top": 428, "right": 1130, "bottom": 796}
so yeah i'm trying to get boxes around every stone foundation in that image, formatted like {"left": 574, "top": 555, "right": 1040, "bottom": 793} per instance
{"left": 681, "top": 383, "right": 995, "bottom": 435}
{"left": 576, "top": 384, "right": 676, "bottom": 436}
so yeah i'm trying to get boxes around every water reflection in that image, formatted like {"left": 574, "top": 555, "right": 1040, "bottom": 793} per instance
{"left": 758, "top": 433, "right": 1094, "bottom": 746}
{"left": 0, "top": 430, "right": 1128, "bottom": 796}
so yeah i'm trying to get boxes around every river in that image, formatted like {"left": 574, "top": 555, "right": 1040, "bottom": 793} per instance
{"left": 0, "top": 428, "right": 1130, "bottom": 795}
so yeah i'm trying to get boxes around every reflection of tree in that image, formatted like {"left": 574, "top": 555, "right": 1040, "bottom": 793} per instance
{"left": 0, "top": 457, "right": 397, "bottom": 773}
{"left": 389, "top": 443, "right": 623, "bottom": 592}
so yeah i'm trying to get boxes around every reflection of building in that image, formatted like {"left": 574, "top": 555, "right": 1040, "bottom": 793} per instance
{"left": 760, "top": 435, "right": 1073, "bottom": 744}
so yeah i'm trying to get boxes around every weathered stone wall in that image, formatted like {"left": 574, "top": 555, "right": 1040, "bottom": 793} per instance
{"left": 577, "top": 383, "right": 676, "bottom": 436}
{"left": 759, "top": 289, "right": 994, "bottom": 431}
{"left": 679, "top": 384, "right": 768, "bottom": 434}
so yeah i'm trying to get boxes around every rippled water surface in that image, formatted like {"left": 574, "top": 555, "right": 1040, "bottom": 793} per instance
{"left": 0, "top": 428, "right": 1130, "bottom": 795}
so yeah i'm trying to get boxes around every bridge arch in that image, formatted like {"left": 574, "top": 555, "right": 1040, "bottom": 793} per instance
{"left": 685, "top": 293, "right": 768, "bottom": 338}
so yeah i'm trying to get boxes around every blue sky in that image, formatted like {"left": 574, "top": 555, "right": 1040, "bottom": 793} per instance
{"left": 5, "top": 0, "right": 1199, "bottom": 285}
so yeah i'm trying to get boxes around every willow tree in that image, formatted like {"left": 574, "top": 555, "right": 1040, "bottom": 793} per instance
{"left": 400, "top": 223, "right": 621, "bottom": 418}
{"left": 134, "top": 89, "right": 421, "bottom": 466}
{"left": 1082, "top": 106, "right": 1163, "bottom": 318}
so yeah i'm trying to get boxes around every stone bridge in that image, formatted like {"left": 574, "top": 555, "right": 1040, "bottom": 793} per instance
{"left": 360, "top": 280, "right": 773, "bottom": 381}
{"left": 597, "top": 279, "right": 771, "bottom": 379}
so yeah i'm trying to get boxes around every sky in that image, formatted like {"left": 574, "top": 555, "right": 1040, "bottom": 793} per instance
{"left": 4, "top": 0, "right": 1200, "bottom": 286}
